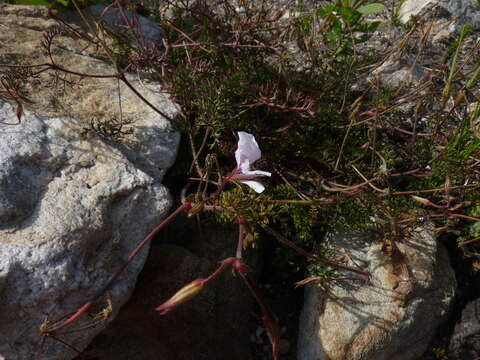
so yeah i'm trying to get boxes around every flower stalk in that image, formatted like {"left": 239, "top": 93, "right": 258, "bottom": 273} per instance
{"left": 156, "top": 257, "right": 281, "bottom": 359}
{"left": 155, "top": 257, "right": 237, "bottom": 314}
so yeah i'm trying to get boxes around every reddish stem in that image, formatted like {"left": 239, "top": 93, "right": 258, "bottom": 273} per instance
{"left": 204, "top": 258, "right": 237, "bottom": 283}
{"left": 234, "top": 260, "right": 280, "bottom": 359}
{"left": 55, "top": 202, "right": 192, "bottom": 331}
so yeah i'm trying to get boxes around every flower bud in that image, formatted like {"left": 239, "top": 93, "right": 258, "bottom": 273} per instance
{"left": 411, "top": 195, "right": 433, "bottom": 206}
{"left": 156, "top": 279, "right": 205, "bottom": 315}
{"left": 411, "top": 195, "right": 447, "bottom": 209}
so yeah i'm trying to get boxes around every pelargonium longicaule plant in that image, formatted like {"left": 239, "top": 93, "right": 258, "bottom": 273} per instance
{"left": 156, "top": 131, "right": 281, "bottom": 356}
{"left": 37, "top": 131, "right": 368, "bottom": 360}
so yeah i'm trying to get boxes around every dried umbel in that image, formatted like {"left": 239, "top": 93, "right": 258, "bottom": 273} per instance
{"left": 88, "top": 115, "right": 135, "bottom": 140}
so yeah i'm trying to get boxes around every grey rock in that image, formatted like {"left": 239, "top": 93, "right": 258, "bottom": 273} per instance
{"left": 0, "top": 3, "right": 180, "bottom": 179}
{"left": 298, "top": 225, "right": 456, "bottom": 360}
{"left": 399, "top": 0, "right": 480, "bottom": 40}
{"left": 90, "top": 2, "right": 163, "bottom": 45}
{"left": 449, "top": 299, "right": 480, "bottom": 359}
{"left": 372, "top": 56, "right": 426, "bottom": 88}
{"left": 0, "top": 98, "right": 175, "bottom": 360}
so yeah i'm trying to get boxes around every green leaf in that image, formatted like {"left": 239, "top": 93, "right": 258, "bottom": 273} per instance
{"left": 339, "top": 7, "right": 361, "bottom": 25}
{"left": 356, "top": 3, "right": 385, "bottom": 14}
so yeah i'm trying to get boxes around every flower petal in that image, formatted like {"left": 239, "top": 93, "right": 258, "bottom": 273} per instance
{"left": 235, "top": 132, "right": 261, "bottom": 168}
{"left": 243, "top": 169, "right": 271, "bottom": 177}
{"left": 239, "top": 158, "right": 251, "bottom": 174}
{"left": 240, "top": 180, "right": 266, "bottom": 193}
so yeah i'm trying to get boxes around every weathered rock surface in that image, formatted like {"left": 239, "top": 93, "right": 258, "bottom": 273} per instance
{"left": 371, "top": 56, "right": 426, "bottom": 88}
{"left": 0, "top": 3, "right": 179, "bottom": 177}
{"left": 367, "top": 0, "right": 480, "bottom": 89}
{"left": 0, "top": 4, "right": 180, "bottom": 359}
{"left": 449, "top": 298, "right": 480, "bottom": 359}
{"left": 399, "top": 0, "right": 480, "bottom": 39}
{"left": 399, "top": 0, "right": 480, "bottom": 26}
{"left": 0, "top": 100, "right": 174, "bottom": 360}
{"left": 298, "top": 226, "right": 456, "bottom": 360}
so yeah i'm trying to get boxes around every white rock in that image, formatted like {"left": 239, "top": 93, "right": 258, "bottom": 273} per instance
{"left": 0, "top": 99, "right": 175, "bottom": 360}
{"left": 399, "top": 0, "right": 480, "bottom": 34}
{"left": 398, "top": 0, "right": 437, "bottom": 24}
{"left": 372, "top": 57, "right": 425, "bottom": 88}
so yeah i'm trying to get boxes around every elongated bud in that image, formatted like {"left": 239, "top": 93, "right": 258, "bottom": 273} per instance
{"left": 411, "top": 195, "right": 447, "bottom": 209}
{"left": 263, "top": 312, "right": 281, "bottom": 359}
{"left": 411, "top": 195, "right": 434, "bottom": 206}
{"left": 156, "top": 279, "right": 205, "bottom": 315}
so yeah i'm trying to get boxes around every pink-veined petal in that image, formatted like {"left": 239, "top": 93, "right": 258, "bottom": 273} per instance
{"left": 240, "top": 180, "right": 266, "bottom": 193}
{"left": 243, "top": 169, "right": 271, "bottom": 177}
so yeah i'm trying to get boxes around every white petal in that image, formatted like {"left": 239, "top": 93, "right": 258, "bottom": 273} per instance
{"left": 235, "top": 132, "right": 261, "bottom": 167}
{"left": 243, "top": 170, "right": 271, "bottom": 177}
{"left": 239, "top": 158, "right": 251, "bottom": 174}
{"left": 240, "top": 180, "right": 266, "bottom": 193}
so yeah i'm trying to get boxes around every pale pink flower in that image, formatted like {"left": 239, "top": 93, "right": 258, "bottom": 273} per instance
{"left": 232, "top": 132, "right": 271, "bottom": 193}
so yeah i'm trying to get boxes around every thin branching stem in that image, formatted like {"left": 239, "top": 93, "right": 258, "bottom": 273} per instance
{"left": 262, "top": 225, "right": 370, "bottom": 279}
